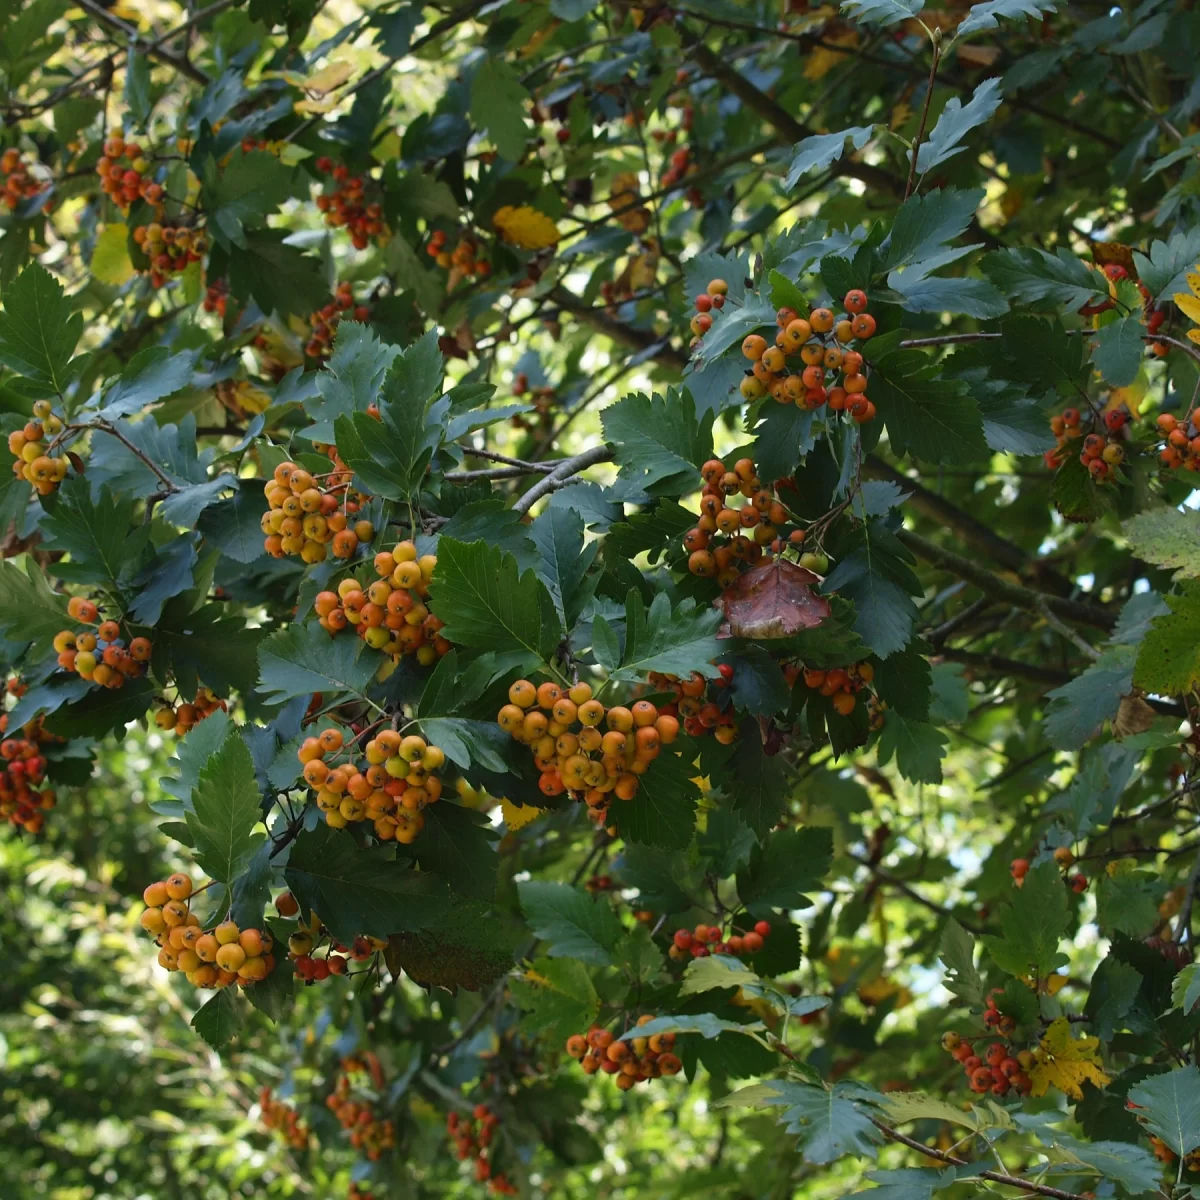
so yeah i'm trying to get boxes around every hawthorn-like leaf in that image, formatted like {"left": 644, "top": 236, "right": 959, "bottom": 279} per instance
{"left": 128, "top": 535, "right": 199, "bottom": 625}
{"left": 690, "top": 296, "right": 777, "bottom": 367}
{"left": 1122, "top": 508, "right": 1200, "bottom": 579}
{"left": 916, "top": 78, "right": 1003, "bottom": 175}
{"left": 982, "top": 247, "right": 1106, "bottom": 309}
{"left": 737, "top": 827, "right": 833, "bottom": 913}
{"left": 93, "top": 346, "right": 197, "bottom": 420}
{"left": 510, "top": 957, "right": 600, "bottom": 1044}
{"left": 186, "top": 733, "right": 264, "bottom": 885}
{"left": 531, "top": 506, "right": 599, "bottom": 629}
{"left": 957, "top": 0, "right": 1059, "bottom": 36}
{"left": 1052, "top": 451, "right": 1109, "bottom": 523}
{"left": 1132, "top": 582, "right": 1200, "bottom": 697}
{"left": 191, "top": 990, "right": 243, "bottom": 1051}
{"left": 223, "top": 230, "right": 328, "bottom": 318}
{"left": 470, "top": 57, "right": 529, "bottom": 161}
{"left": 0, "top": 262, "right": 82, "bottom": 396}
{"left": 716, "top": 560, "right": 831, "bottom": 639}
{"left": 608, "top": 750, "right": 702, "bottom": 850}
{"left": 1043, "top": 646, "right": 1136, "bottom": 748}
{"left": 940, "top": 920, "right": 986, "bottom": 1010}
{"left": 883, "top": 187, "right": 984, "bottom": 270}
{"left": 40, "top": 479, "right": 151, "bottom": 593}
{"left": 785, "top": 126, "right": 875, "bottom": 189}
{"left": 730, "top": 723, "right": 789, "bottom": 838}
{"left": 0, "top": 557, "right": 72, "bottom": 657}
{"left": 624, "top": 1014, "right": 766, "bottom": 1042}
{"left": 678, "top": 954, "right": 762, "bottom": 997}
{"left": 983, "top": 860, "right": 1070, "bottom": 979}
{"left": 1042, "top": 1134, "right": 1162, "bottom": 1198}
{"left": 840, "top": 0, "right": 923, "bottom": 27}
{"left": 1133, "top": 227, "right": 1200, "bottom": 302}
{"left": 385, "top": 902, "right": 523, "bottom": 992}
{"left": 1128, "top": 1067, "right": 1200, "bottom": 1157}
{"left": 284, "top": 824, "right": 450, "bottom": 945}
{"left": 257, "top": 623, "right": 379, "bottom": 705}
{"left": 518, "top": 880, "right": 625, "bottom": 965}
{"left": 411, "top": 801, "right": 498, "bottom": 901}
{"left": 874, "top": 714, "right": 947, "bottom": 783}
{"left": 300, "top": 322, "right": 401, "bottom": 443}
{"left": 886, "top": 269, "right": 1008, "bottom": 319}
{"left": 196, "top": 483, "right": 270, "bottom": 564}
{"left": 1173, "top": 963, "right": 1200, "bottom": 1016}
{"left": 612, "top": 589, "right": 723, "bottom": 682}
{"left": 1092, "top": 313, "right": 1145, "bottom": 387}
{"left": 601, "top": 388, "right": 714, "bottom": 495}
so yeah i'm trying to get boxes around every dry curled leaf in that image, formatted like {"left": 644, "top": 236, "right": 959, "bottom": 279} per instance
{"left": 1030, "top": 1017, "right": 1112, "bottom": 1101}
{"left": 1113, "top": 692, "right": 1155, "bottom": 737}
{"left": 715, "top": 559, "right": 830, "bottom": 639}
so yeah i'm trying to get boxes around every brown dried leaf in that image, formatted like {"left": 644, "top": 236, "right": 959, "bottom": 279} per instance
{"left": 716, "top": 559, "right": 831, "bottom": 639}
{"left": 1113, "top": 692, "right": 1155, "bottom": 738}
{"left": 1093, "top": 242, "right": 1137, "bottom": 276}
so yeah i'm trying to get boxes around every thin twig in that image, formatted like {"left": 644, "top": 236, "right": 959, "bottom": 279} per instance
{"left": 905, "top": 34, "right": 942, "bottom": 200}
{"left": 76, "top": 0, "right": 210, "bottom": 83}
{"left": 511, "top": 446, "right": 614, "bottom": 515}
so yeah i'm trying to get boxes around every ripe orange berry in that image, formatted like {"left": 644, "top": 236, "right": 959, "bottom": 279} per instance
{"left": 809, "top": 307, "right": 834, "bottom": 333}
{"left": 741, "top": 334, "right": 768, "bottom": 362}
{"left": 165, "top": 873, "right": 193, "bottom": 900}
{"left": 851, "top": 312, "right": 876, "bottom": 339}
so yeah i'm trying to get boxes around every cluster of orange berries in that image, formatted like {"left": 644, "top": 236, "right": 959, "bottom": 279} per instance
{"left": 347, "top": 1185, "right": 380, "bottom": 1200}
{"left": 258, "top": 1087, "right": 310, "bottom": 1150}
{"left": 942, "top": 1029, "right": 1033, "bottom": 1096}
{"left": 566, "top": 1017, "right": 682, "bottom": 1089}
{"left": 684, "top": 455, "right": 794, "bottom": 581}
{"left": 298, "top": 725, "right": 446, "bottom": 841}
{"left": 272, "top": 890, "right": 388, "bottom": 980}
{"left": 54, "top": 603, "right": 151, "bottom": 691}
{"left": 447, "top": 1105, "right": 517, "bottom": 1193}
{"left": 132, "top": 220, "right": 206, "bottom": 289}
{"left": 9, "top": 400, "right": 67, "bottom": 495}
{"left": 669, "top": 920, "right": 770, "bottom": 961}
{"left": 425, "top": 229, "right": 491, "bottom": 276}
{"left": 646, "top": 667, "right": 737, "bottom": 742}
{"left": 1010, "top": 850, "right": 1087, "bottom": 892}
{"left": 313, "top": 542, "right": 449, "bottom": 665}
{"left": 326, "top": 1057, "right": 395, "bottom": 1161}
{"left": 1, "top": 148, "right": 48, "bottom": 211}
{"left": 139, "top": 873, "right": 277, "bottom": 989}
{"left": 313, "top": 157, "right": 385, "bottom": 250}
{"left": 661, "top": 144, "right": 697, "bottom": 192}
{"left": 152, "top": 688, "right": 227, "bottom": 736}
{"left": 306, "top": 282, "right": 371, "bottom": 359}
{"left": 202, "top": 279, "right": 228, "bottom": 317}
{"left": 1155, "top": 410, "right": 1200, "bottom": 472}
{"left": 788, "top": 661, "right": 875, "bottom": 719}
{"left": 95, "top": 133, "right": 164, "bottom": 209}
{"left": 261, "top": 458, "right": 373, "bottom": 563}
{"left": 0, "top": 709, "right": 60, "bottom": 835}
{"left": 687, "top": 279, "right": 729, "bottom": 338}
{"left": 496, "top": 680, "right": 679, "bottom": 819}
{"left": 734, "top": 291, "right": 877, "bottom": 421}
{"left": 1044, "top": 405, "right": 1128, "bottom": 480}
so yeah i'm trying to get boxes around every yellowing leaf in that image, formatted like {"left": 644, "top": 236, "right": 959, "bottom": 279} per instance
{"left": 1174, "top": 291, "right": 1200, "bottom": 323}
{"left": 804, "top": 29, "right": 857, "bottom": 80}
{"left": 302, "top": 60, "right": 354, "bottom": 96}
{"left": 502, "top": 798, "right": 541, "bottom": 830}
{"left": 294, "top": 97, "right": 341, "bottom": 115}
{"left": 92, "top": 223, "right": 134, "bottom": 285}
{"left": 1186, "top": 270, "right": 1200, "bottom": 298}
{"left": 1030, "top": 1016, "right": 1112, "bottom": 1101}
{"left": 493, "top": 205, "right": 560, "bottom": 250}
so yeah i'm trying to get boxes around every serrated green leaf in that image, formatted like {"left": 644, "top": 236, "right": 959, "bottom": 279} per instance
{"left": 1133, "top": 582, "right": 1200, "bottom": 696}
{"left": 916, "top": 78, "right": 1002, "bottom": 174}
{"left": 1172, "top": 963, "right": 1200, "bottom": 1016}
{"left": 874, "top": 714, "right": 947, "bottom": 783}
{"left": 191, "top": 989, "right": 243, "bottom": 1051}
{"left": 609, "top": 750, "right": 701, "bottom": 850}
{"left": 94, "top": 346, "right": 197, "bottom": 420}
{"left": 940, "top": 919, "right": 986, "bottom": 1010}
{"left": 470, "top": 57, "right": 529, "bottom": 161}
{"left": 411, "top": 801, "right": 498, "bottom": 901}
{"left": 625, "top": 1014, "right": 766, "bottom": 1042}
{"left": 957, "top": 0, "right": 1058, "bottom": 36}
{"left": 40, "top": 479, "right": 151, "bottom": 593}
{"left": 0, "top": 263, "right": 82, "bottom": 395}
{"left": 678, "top": 954, "right": 762, "bottom": 997}
{"left": 300, "top": 321, "right": 401, "bottom": 443}
{"left": 737, "top": 827, "right": 832, "bottom": 914}
{"left": 840, "top": 0, "right": 923, "bottom": 27}
{"left": 1052, "top": 450, "right": 1109, "bottom": 523}
{"left": 1123, "top": 508, "right": 1200, "bottom": 579}
{"left": 510, "top": 957, "right": 600, "bottom": 1043}
{"left": 612, "top": 590, "right": 722, "bottom": 682}
{"left": 785, "top": 126, "right": 875, "bottom": 189}
{"left": 983, "top": 860, "right": 1069, "bottom": 979}
{"left": 257, "top": 623, "right": 379, "bottom": 705}
{"left": 602, "top": 388, "right": 714, "bottom": 495}
{"left": 0, "top": 557, "right": 72, "bottom": 658}
{"left": 982, "top": 247, "right": 1106, "bottom": 309}
{"left": 186, "top": 733, "right": 263, "bottom": 885}
{"left": 1043, "top": 646, "right": 1136, "bottom": 749}
{"left": 884, "top": 188, "right": 984, "bottom": 270}
{"left": 223, "top": 230, "right": 328, "bottom": 318}
{"left": 1128, "top": 1066, "right": 1200, "bottom": 1157}
{"left": 518, "top": 880, "right": 625, "bottom": 965}
{"left": 532, "top": 506, "right": 599, "bottom": 629}
{"left": 1092, "top": 312, "right": 1145, "bottom": 386}
{"left": 730, "top": 723, "right": 789, "bottom": 838}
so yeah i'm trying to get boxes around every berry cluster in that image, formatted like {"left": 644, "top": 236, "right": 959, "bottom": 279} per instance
{"left": 0, "top": 710, "right": 61, "bottom": 835}
{"left": 305, "top": 282, "right": 371, "bottom": 360}
{"left": 9, "top": 401, "right": 67, "bottom": 495}
{"left": 496, "top": 680, "right": 678, "bottom": 820}
{"left": 790, "top": 662, "right": 875, "bottom": 718}
{"left": 347, "top": 1185, "right": 379, "bottom": 1200}
{"left": 1010, "top": 853, "right": 1087, "bottom": 893}
{"left": 426, "top": 230, "right": 490, "bottom": 279}
{"left": 447, "top": 1105, "right": 517, "bottom": 1193}
{"left": 152, "top": 688, "right": 227, "bottom": 736}
{"left": 202, "top": 279, "right": 228, "bottom": 317}
{"left": 274, "top": 891, "right": 389, "bottom": 979}
{"left": 258, "top": 1087, "right": 310, "bottom": 1150}
{"left": 1155, "top": 410, "right": 1200, "bottom": 472}
{"left": 1, "top": 148, "right": 48, "bottom": 210}
{"left": 139, "top": 873, "right": 277, "bottom": 989}
{"left": 326, "top": 1057, "right": 395, "bottom": 1161}
{"left": 95, "top": 133, "right": 164, "bottom": 209}
{"left": 54, "top": 603, "right": 151, "bottom": 691}
{"left": 668, "top": 919, "right": 771, "bottom": 961}
{"left": 313, "top": 157, "right": 385, "bottom": 250}
{"left": 688, "top": 277, "right": 729, "bottom": 338}
{"left": 736, "top": 291, "right": 877, "bottom": 422}
{"left": 298, "top": 726, "right": 446, "bottom": 841}
{"left": 660, "top": 144, "right": 697, "bottom": 192}
{"left": 261, "top": 458, "right": 373, "bottom": 563}
{"left": 684, "top": 455, "right": 793, "bottom": 581}
{"left": 313, "top": 542, "right": 449, "bottom": 666}
{"left": 132, "top": 221, "right": 206, "bottom": 289}
{"left": 941, "top": 1030, "right": 1033, "bottom": 1097}
{"left": 566, "top": 1017, "right": 682, "bottom": 1089}
{"left": 1044, "top": 405, "right": 1128, "bottom": 481}
{"left": 646, "top": 667, "right": 737, "bottom": 743}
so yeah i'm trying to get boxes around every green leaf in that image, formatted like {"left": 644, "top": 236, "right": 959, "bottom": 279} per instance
{"left": 885, "top": 270, "right": 1008, "bottom": 320}
{"left": 257, "top": 623, "right": 379, "bottom": 705}
{"left": 982, "top": 247, "right": 1106, "bottom": 309}
{"left": 0, "top": 263, "right": 81, "bottom": 395}
{"left": 1052, "top": 451, "right": 1109, "bottom": 523}
{"left": 1133, "top": 227, "right": 1200, "bottom": 303}
{"left": 510, "top": 957, "right": 600, "bottom": 1044}
{"left": 940, "top": 920, "right": 986, "bottom": 1010}
{"left": 154, "top": 604, "right": 265, "bottom": 700}
{"left": 983, "top": 860, "right": 1069, "bottom": 979}
{"left": 1127, "top": 1066, "right": 1200, "bottom": 1157}
{"left": 928, "top": 662, "right": 969, "bottom": 723}
{"left": 785, "top": 126, "right": 875, "bottom": 189}
{"left": 385, "top": 901, "right": 523, "bottom": 992}
{"left": 1043, "top": 646, "right": 1136, "bottom": 749}
{"left": 868, "top": 346, "right": 987, "bottom": 464}
{"left": 39, "top": 479, "right": 151, "bottom": 593}
{"left": 1092, "top": 313, "right": 1145, "bottom": 387}
{"left": 611, "top": 590, "right": 723, "bottom": 683}
{"left": 730, "top": 724, "right": 789, "bottom": 838}
{"left": 1133, "top": 582, "right": 1200, "bottom": 696}
{"left": 224, "top": 230, "right": 328, "bottom": 318}
{"left": 203, "top": 149, "right": 296, "bottom": 246}
{"left": 531, "top": 506, "right": 599, "bottom": 629}
{"left": 90, "top": 222, "right": 135, "bottom": 286}
{"left": 1172, "top": 963, "right": 1200, "bottom": 1016}
{"left": 613, "top": 924, "right": 665, "bottom": 983}
{"left": 518, "top": 880, "right": 625, "bottom": 965}
{"left": 737, "top": 827, "right": 833, "bottom": 913}
{"left": 94, "top": 346, "right": 197, "bottom": 420}
{"left": 957, "top": 0, "right": 1058, "bottom": 36}
{"left": 601, "top": 388, "right": 714, "bottom": 495}
{"left": 625, "top": 1014, "right": 765, "bottom": 1042}
{"left": 874, "top": 714, "right": 947, "bottom": 784}
{"left": 846, "top": 1167, "right": 958, "bottom": 1200}
{"left": 840, "top": 0, "right": 923, "bottom": 26}
{"left": 162, "top": 709, "right": 232, "bottom": 805}
{"left": 617, "top": 844, "right": 697, "bottom": 911}
{"left": 824, "top": 543, "right": 919, "bottom": 658}
{"left": 916, "top": 78, "right": 1002, "bottom": 174}
{"left": 1095, "top": 864, "right": 1160, "bottom": 936}
{"left": 128, "top": 535, "right": 199, "bottom": 626}
{"left": 884, "top": 188, "right": 983, "bottom": 270}
{"left": 186, "top": 733, "right": 264, "bottom": 886}
{"left": 243, "top": 955, "right": 295, "bottom": 1023}
{"left": 284, "top": 824, "right": 450, "bottom": 946}
{"left": 692, "top": 296, "right": 777, "bottom": 367}
{"left": 300, "top": 321, "right": 401, "bottom": 443}
{"left": 1123, "top": 507, "right": 1200, "bottom": 579}
{"left": 1086, "top": 957, "right": 1142, "bottom": 1039}
{"left": 609, "top": 750, "right": 701, "bottom": 850}
{"left": 429, "top": 537, "right": 563, "bottom": 672}
{"left": 0, "top": 557, "right": 72, "bottom": 657}
{"left": 718, "top": 1080, "right": 883, "bottom": 1164}
{"left": 469, "top": 57, "right": 529, "bottom": 161}
{"left": 411, "top": 801, "right": 498, "bottom": 901}
{"left": 196, "top": 483, "right": 269, "bottom": 564}
{"left": 698, "top": 808, "right": 758, "bottom": 879}
{"left": 191, "top": 990, "right": 243, "bottom": 1051}
{"left": 1042, "top": 1134, "right": 1162, "bottom": 1198}
{"left": 679, "top": 954, "right": 762, "bottom": 997}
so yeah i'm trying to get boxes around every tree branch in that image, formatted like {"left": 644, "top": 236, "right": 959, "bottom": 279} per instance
{"left": 512, "top": 446, "right": 614, "bottom": 515}
{"left": 850, "top": 853, "right": 986, "bottom": 934}
{"left": 77, "top": 0, "right": 210, "bottom": 84}
{"left": 905, "top": 35, "right": 942, "bottom": 199}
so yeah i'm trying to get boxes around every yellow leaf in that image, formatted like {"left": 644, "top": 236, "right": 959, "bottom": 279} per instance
{"left": 804, "top": 29, "right": 857, "bottom": 80}
{"left": 294, "top": 97, "right": 340, "bottom": 115}
{"left": 92, "top": 223, "right": 134, "bottom": 285}
{"left": 493, "top": 205, "right": 560, "bottom": 251}
{"left": 1189, "top": 328, "right": 1200, "bottom": 344}
{"left": 1186, "top": 270, "right": 1200, "bottom": 298}
{"left": 1174, "top": 291, "right": 1200, "bottom": 323}
{"left": 1029, "top": 1017, "right": 1112, "bottom": 1101}
{"left": 501, "top": 798, "right": 541, "bottom": 830}
{"left": 302, "top": 60, "right": 354, "bottom": 96}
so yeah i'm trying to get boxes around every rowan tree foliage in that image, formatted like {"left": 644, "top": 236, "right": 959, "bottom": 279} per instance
{"left": 7, "top": 0, "right": 1200, "bottom": 1196}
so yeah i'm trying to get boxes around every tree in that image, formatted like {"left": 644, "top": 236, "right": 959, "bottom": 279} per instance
{"left": 4, "top": 0, "right": 1200, "bottom": 1195}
